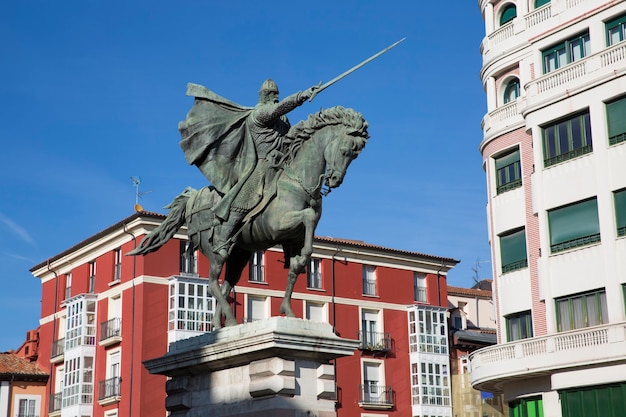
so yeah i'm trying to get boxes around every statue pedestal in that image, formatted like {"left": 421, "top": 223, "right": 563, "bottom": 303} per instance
{"left": 144, "top": 317, "right": 360, "bottom": 417}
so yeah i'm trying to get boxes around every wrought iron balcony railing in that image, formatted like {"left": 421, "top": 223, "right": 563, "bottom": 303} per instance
{"left": 48, "top": 392, "right": 62, "bottom": 413}
{"left": 358, "top": 384, "right": 393, "bottom": 408}
{"left": 358, "top": 331, "right": 391, "bottom": 352}
{"left": 98, "top": 376, "right": 121, "bottom": 401}
{"left": 50, "top": 338, "right": 65, "bottom": 359}
{"left": 100, "top": 318, "right": 121, "bottom": 342}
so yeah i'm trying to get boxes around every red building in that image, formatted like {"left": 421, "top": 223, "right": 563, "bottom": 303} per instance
{"left": 30, "top": 211, "right": 458, "bottom": 417}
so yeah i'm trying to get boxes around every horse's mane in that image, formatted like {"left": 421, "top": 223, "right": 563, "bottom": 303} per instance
{"left": 277, "top": 106, "right": 369, "bottom": 164}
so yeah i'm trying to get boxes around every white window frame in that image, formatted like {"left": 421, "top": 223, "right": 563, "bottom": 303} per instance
{"left": 65, "top": 272, "right": 72, "bottom": 300}
{"left": 15, "top": 394, "right": 40, "bottom": 417}
{"left": 249, "top": 251, "right": 265, "bottom": 282}
{"left": 361, "top": 359, "right": 386, "bottom": 403}
{"left": 114, "top": 248, "right": 122, "bottom": 281}
{"left": 304, "top": 300, "right": 327, "bottom": 323}
{"left": 414, "top": 272, "right": 427, "bottom": 302}
{"left": 360, "top": 308, "right": 383, "bottom": 347}
{"left": 362, "top": 265, "right": 377, "bottom": 295}
{"left": 307, "top": 258, "right": 322, "bottom": 289}
{"left": 180, "top": 240, "right": 198, "bottom": 276}
{"left": 88, "top": 260, "right": 96, "bottom": 292}
{"left": 246, "top": 294, "right": 269, "bottom": 322}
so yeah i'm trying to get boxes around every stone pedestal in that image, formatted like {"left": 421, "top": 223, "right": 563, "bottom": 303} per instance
{"left": 144, "top": 317, "right": 360, "bottom": 417}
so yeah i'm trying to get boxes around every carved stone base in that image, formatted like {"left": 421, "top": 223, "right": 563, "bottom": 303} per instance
{"left": 144, "top": 317, "right": 360, "bottom": 417}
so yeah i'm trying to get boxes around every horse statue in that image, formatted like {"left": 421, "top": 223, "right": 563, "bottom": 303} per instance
{"left": 129, "top": 106, "right": 368, "bottom": 329}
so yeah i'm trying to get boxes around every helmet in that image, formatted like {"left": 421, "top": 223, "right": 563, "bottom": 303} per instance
{"left": 259, "top": 79, "right": 279, "bottom": 94}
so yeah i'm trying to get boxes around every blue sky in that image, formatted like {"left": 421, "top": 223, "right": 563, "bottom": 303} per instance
{"left": 0, "top": 1, "right": 490, "bottom": 351}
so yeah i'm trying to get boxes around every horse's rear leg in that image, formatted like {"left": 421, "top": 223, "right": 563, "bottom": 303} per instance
{"left": 205, "top": 253, "right": 238, "bottom": 329}
{"left": 214, "top": 247, "right": 250, "bottom": 325}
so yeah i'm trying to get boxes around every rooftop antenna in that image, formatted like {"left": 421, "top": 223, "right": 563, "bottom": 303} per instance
{"left": 130, "top": 176, "right": 153, "bottom": 212}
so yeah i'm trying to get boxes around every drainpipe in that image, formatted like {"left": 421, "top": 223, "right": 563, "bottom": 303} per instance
{"left": 330, "top": 245, "right": 346, "bottom": 410}
{"left": 123, "top": 223, "right": 137, "bottom": 417}
{"left": 46, "top": 260, "right": 59, "bottom": 412}
{"left": 475, "top": 296, "right": 480, "bottom": 328}
{"left": 331, "top": 247, "right": 339, "bottom": 333}
{"left": 436, "top": 261, "right": 446, "bottom": 307}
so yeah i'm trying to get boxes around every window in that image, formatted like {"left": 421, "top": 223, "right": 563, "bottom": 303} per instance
{"left": 500, "top": 228, "right": 528, "bottom": 273}
{"left": 414, "top": 272, "right": 427, "bottom": 302}
{"left": 509, "top": 396, "right": 544, "bottom": 417}
{"left": 408, "top": 307, "right": 448, "bottom": 354}
{"left": 362, "top": 265, "right": 377, "bottom": 295}
{"left": 535, "top": 0, "right": 550, "bottom": 8}
{"left": 305, "top": 301, "right": 326, "bottom": 322}
{"left": 88, "top": 261, "right": 96, "bottom": 293}
{"left": 360, "top": 309, "right": 389, "bottom": 351}
{"left": 623, "top": 284, "right": 626, "bottom": 316}
{"left": 548, "top": 198, "right": 600, "bottom": 253}
{"left": 495, "top": 148, "right": 522, "bottom": 194}
{"left": 556, "top": 289, "right": 607, "bottom": 332}
{"left": 360, "top": 361, "right": 391, "bottom": 406}
{"left": 499, "top": 4, "right": 516, "bottom": 26}
{"left": 607, "top": 96, "right": 626, "bottom": 145}
{"left": 65, "top": 272, "right": 72, "bottom": 300}
{"left": 168, "top": 278, "right": 215, "bottom": 334}
{"left": 63, "top": 355, "right": 94, "bottom": 407}
{"left": 561, "top": 382, "right": 626, "bottom": 417}
{"left": 99, "top": 350, "right": 121, "bottom": 401}
{"left": 246, "top": 295, "right": 268, "bottom": 322}
{"left": 503, "top": 78, "right": 520, "bottom": 104}
{"left": 506, "top": 311, "right": 533, "bottom": 341}
{"left": 543, "top": 32, "right": 590, "bottom": 73}
{"left": 542, "top": 111, "right": 592, "bottom": 167}
{"left": 451, "top": 301, "right": 466, "bottom": 329}
{"left": 307, "top": 258, "right": 322, "bottom": 289}
{"left": 606, "top": 14, "right": 626, "bottom": 46}
{"left": 249, "top": 251, "right": 265, "bottom": 282}
{"left": 180, "top": 240, "right": 198, "bottom": 275}
{"left": 114, "top": 248, "right": 122, "bottom": 281}
{"left": 101, "top": 295, "right": 121, "bottom": 342}
{"left": 16, "top": 395, "right": 39, "bottom": 417}
{"left": 614, "top": 189, "right": 626, "bottom": 237}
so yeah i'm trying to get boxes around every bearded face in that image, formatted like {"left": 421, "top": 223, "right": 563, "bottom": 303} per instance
{"left": 259, "top": 90, "right": 279, "bottom": 104}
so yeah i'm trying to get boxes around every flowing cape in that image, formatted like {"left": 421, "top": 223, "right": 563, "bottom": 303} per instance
{"left": 178, "top": 83, "right": 257, "bottom": 220}
{"left": 178, "top": 83, "right": 256, "bottom": 193}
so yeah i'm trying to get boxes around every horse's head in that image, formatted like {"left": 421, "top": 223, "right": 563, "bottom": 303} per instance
{"left": 323, "top": 108, "right": 369, "bottom": 189}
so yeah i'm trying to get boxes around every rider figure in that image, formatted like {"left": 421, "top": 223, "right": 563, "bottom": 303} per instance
{"left": 214, "top": 79, "right": 318, "bottom": 257}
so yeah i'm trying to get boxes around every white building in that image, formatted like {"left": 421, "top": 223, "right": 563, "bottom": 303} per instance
{"left": 472, "top": 1, "right": 626, "bottom": 416}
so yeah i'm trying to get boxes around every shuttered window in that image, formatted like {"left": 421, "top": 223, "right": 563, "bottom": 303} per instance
{"left": 560, "top": 382, "right": 626, "bottom": 417}
{"left": 500, "top": 228, "right": 528, "bottom": 273}
{"left": 500, "top": 4, "right": 517, "bottom": 26}
{"left": 495, "top": 148, "right": 522, "bottom": 194}
{"left": 548, "top": 198, "right": 600, "bottom": 253}
{"left": 607, "top": 96, "right": 626, "bottom": 145}
{"left": 543, "top": 112, "right": 592, "bottom": 167}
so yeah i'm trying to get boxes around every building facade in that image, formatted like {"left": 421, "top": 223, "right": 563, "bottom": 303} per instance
{"left": 448, "top": 283, "right": 506, "bottom": 417}
{"left": 30, "top": 212, "right": 459, "bottom": 417}
{"left": 473, "top": 1, "right": 626, "bottom": 416}
{"left": 0, "top": 352, "right": 49, "bottom": 417}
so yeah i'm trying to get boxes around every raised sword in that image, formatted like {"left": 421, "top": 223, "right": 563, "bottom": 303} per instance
{"left": 309, "top": 37, "right": 406, "bottom": 101}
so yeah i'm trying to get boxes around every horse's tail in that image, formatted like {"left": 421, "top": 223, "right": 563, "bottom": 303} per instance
{"left": 127, "top": 187, "right": 197, "bottom": 256}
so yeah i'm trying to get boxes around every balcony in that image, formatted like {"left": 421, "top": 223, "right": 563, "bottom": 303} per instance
{"left": 358, "top": 331, "right": 391, "bottom": 353}
{"left": 99, "top": 318, "right": 121, "bottom": 347}
{"left": 48, "top": 392, "right": 62, "bottom": 415}
{"left": 98, "top": 376, "right": 121, "bottom": 405}
{"left": 50, "top": 338, "right": 65, "bottom": 363}
{"left": 525, "top": 41, "right": 626, "bottom": 109}
{"left": 358, "top": 384, "right": 394, "bottom": 409}
{"left": 470, "top": 322, "right": 626, "bottom": 392}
